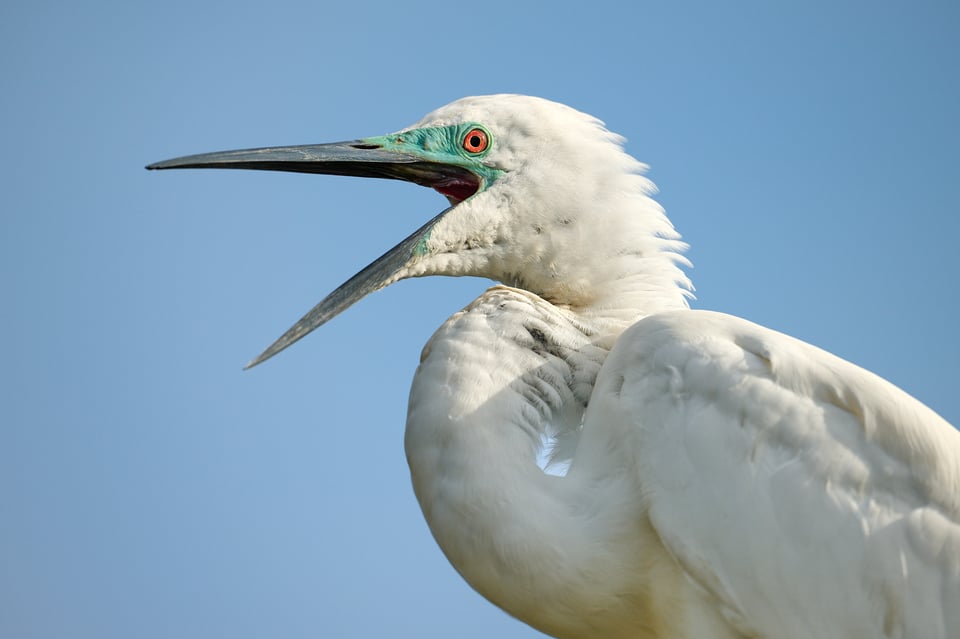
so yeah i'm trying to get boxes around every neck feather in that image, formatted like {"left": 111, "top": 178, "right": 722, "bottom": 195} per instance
{"left": 404, "top": 287, "right": 694, "bottom": 638}
{"left": 415, "top": 147, "right": 693, "bottom": 327}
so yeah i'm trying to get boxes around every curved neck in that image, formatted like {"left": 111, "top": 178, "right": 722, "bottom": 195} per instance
{"left": 403, "top": 286, "right": 701, "bottom": 638}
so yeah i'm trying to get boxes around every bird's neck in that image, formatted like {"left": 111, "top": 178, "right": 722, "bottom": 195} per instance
{"left": 423, "top": 170, "right": 692, "bottom": 326}
{"left": 404, "top": 286, "right": 704, "bottom": 639}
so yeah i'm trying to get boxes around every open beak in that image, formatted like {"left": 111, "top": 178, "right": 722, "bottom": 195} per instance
{"left": 148, "top": 141, "right": 479, "bottom": 368}
{"left": 147, "top": 141, "right": 479, "bottom": 190}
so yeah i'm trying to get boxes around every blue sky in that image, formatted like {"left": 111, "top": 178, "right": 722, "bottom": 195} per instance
{"left": 2, "top": 1, "right": 958, "bottom": 638}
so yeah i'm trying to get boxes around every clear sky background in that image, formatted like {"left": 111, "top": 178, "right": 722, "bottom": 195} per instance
{"left": 3, "top": 2, "right": 958, "bottom": 638}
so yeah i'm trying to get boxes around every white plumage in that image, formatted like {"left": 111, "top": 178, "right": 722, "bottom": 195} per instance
{"left": 153, "top": 95, "right": 960, "bottom": 638}
{"left": 404, "top": 97, "right": 960, "bottom": 638}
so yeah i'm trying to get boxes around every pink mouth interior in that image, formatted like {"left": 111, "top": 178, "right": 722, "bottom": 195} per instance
{"left": 432, "top": 175, "right": 481, "bottom": 205}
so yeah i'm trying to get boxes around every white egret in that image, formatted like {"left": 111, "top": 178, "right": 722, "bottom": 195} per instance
{"left": 149, "top": 95, "right": 960, "bottom": 639}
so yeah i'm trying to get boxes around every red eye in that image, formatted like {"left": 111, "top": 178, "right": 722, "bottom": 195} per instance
{"left": 462, "top": 128, "right": 488, "bottom": 153}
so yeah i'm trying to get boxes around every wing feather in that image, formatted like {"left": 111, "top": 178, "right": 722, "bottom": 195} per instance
{"left": 589, "top": 309, "right": 960, "bottom": 638}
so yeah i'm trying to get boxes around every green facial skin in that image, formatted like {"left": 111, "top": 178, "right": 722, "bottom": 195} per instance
{"left": 358, "top": 124, "right": 506, "bottom": 258}
{"left": 361, "top": 123, "right": 505, "bottom": 190}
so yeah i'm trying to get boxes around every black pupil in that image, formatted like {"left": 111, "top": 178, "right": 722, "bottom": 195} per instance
{"left": 469, "top": 134, "right": 482, "bottom": 148}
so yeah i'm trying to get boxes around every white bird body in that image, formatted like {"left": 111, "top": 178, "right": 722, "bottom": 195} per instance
{"left": 406, "top": 287, "right": 745, "bottom": 639}
{"left": 399, "top": 97, "right": 960, "bottom": 638}
{"left": 407, "top": 284, "right": 960, "bottom": 638}
{"left": 152, "top": 94, "right": 960, "bottom": 638}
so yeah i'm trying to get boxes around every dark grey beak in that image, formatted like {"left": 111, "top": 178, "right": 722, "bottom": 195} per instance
{"left": 148, "top": 141, "right": 475, "bottom": 368}
{"left": 147, "top": 141, "right": 476, "bottom": 188}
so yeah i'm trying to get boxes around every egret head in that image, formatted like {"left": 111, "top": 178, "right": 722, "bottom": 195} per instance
{"left": 149, "top": 95, "right": 690, "bottom": 366}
